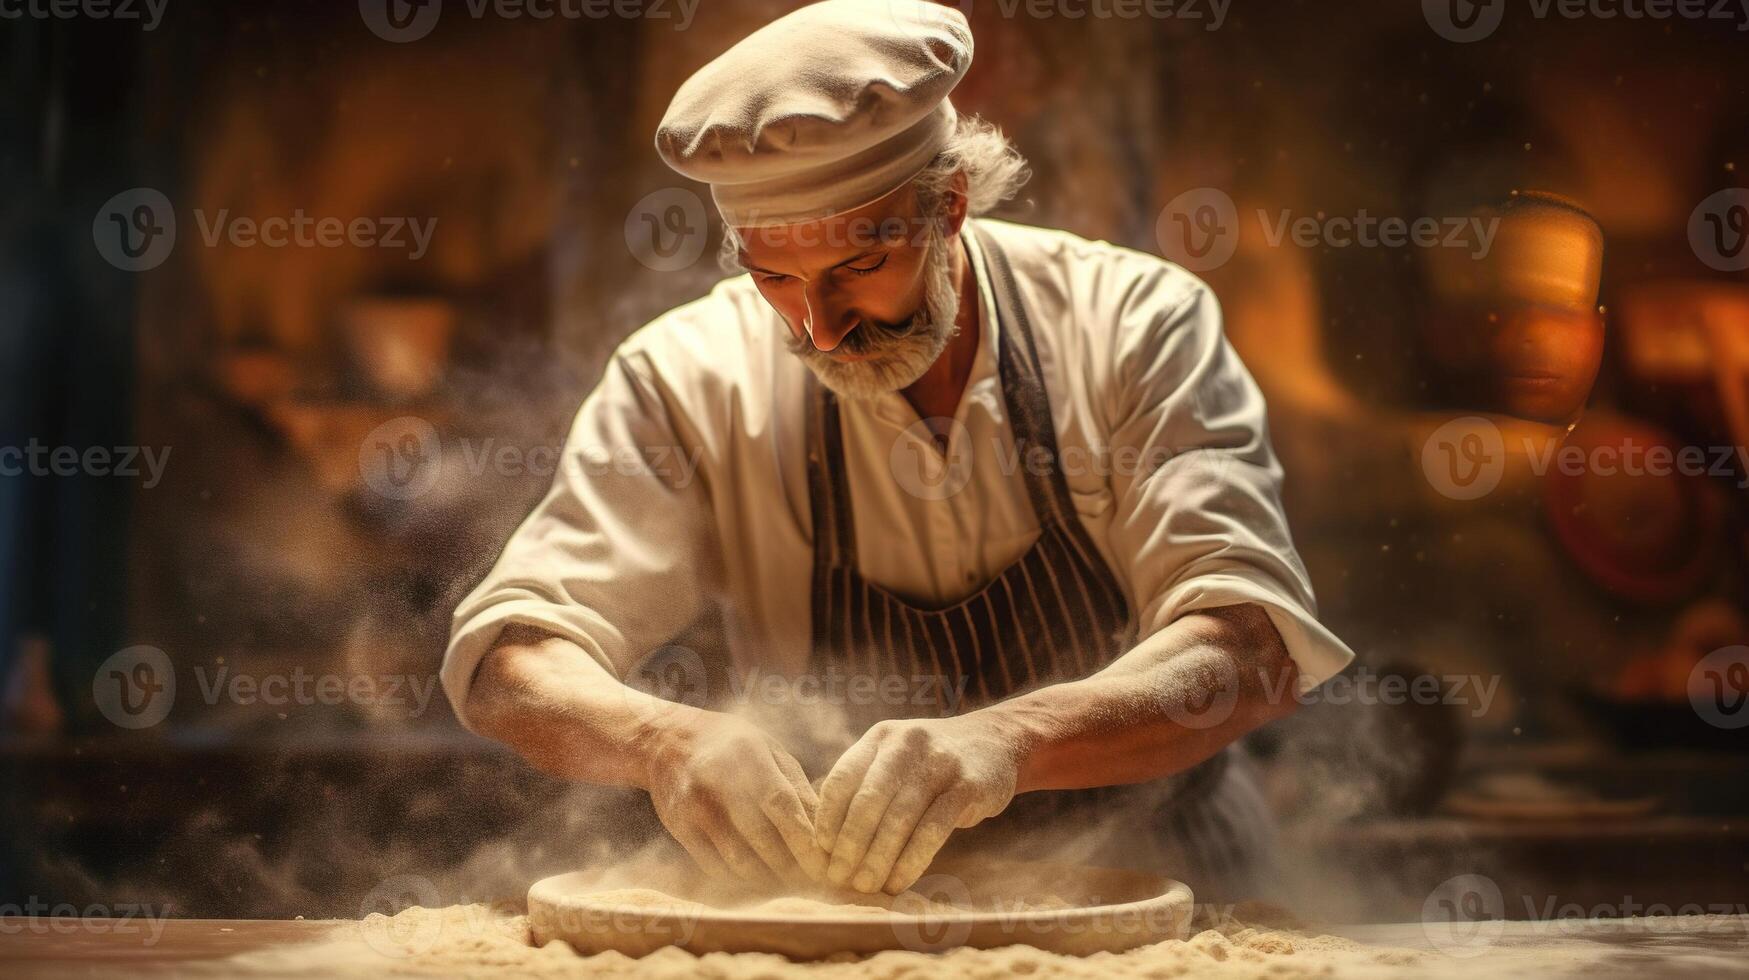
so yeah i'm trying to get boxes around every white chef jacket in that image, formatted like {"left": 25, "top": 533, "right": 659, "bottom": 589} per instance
{"left": 441, "top": 219, "right": 1354, "bottom": 729}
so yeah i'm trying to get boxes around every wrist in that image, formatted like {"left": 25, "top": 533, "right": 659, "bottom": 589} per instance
{"left": 970, "top": 699, "right": 1045, "bottom": 794}
{"left": 631, "top": 703, "right": 710, "bottom": 793}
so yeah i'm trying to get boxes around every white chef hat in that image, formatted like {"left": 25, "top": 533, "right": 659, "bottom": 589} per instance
{"left": 655, "top": 0, "right": 974, "bottom": 227}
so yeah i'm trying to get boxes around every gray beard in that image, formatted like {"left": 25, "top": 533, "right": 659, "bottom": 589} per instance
{"left": 785, "top": 228, "right": 962, "bottom": 401}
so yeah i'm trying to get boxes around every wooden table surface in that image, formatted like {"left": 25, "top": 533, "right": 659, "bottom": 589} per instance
{"left": 0, "top": 917, "right": 341, "bottom": 977}
{"left": 2, "top": 914, "right": 1746, "bottom": 977}
{"left": 1330, "top": 916, "right": 1749, "bottom": 977}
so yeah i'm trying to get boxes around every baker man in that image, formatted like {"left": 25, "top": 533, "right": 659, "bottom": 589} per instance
{"left": 443, "top": 0, "right": 1354, "bottom": 900}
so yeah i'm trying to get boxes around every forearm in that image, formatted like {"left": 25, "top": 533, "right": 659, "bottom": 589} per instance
{"left": 990, "top": 603, "right": 1300, "bottom": 794}
{"left": 464, "top": 625, "right": 707, "bottom": 791}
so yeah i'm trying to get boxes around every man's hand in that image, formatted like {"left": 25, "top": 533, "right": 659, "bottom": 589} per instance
{"left": 644, "top": 711, "right": 828, "bottom": 885}
{"left": 814, "top": 714, "right": 1023, "bottom": 894}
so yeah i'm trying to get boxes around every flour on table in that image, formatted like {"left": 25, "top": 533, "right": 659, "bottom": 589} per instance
{"left": 214, "top": 902, "right": 1740, "bottom": 978}
{"left": 204, "top": 900, "right": 1452, "bottom": 979}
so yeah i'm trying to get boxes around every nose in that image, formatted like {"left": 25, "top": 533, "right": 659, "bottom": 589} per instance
{"left": 800, "top": 281, "right": 857, "bottom": 352}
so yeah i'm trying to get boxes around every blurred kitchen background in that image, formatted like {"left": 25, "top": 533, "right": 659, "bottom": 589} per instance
{"left": 1, "top": 0, "right": 1745, "bottom": 923}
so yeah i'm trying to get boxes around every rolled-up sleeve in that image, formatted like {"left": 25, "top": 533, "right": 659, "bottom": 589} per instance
{"left": 440, "top": 351, "right": 719, "bottom": 729}
{"left": 1103, "top": 272, "right": 1353, "bottom": 692}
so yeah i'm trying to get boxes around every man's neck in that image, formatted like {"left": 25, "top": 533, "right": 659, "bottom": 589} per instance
{"left": 900, "top": 234, "right": 981, "bottom": 430}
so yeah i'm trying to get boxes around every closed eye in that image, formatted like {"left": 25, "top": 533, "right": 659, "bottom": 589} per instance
{"left": 749, "top": 252, "right": 886, "bottom": 283}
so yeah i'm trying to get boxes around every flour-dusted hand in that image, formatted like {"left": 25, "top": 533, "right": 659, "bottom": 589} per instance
{"left": 813, "top": 714, "right": 1024, "bottom": 894}
{"left": 644, "top": 711, "right": 828, "bottom": 885}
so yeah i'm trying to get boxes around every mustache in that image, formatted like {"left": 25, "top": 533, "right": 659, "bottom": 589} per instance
{"left": 785, "top": 314, "right": 922, "bottom": 357}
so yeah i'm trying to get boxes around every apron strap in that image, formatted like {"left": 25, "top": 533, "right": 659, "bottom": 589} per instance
{"left": 972, "top": 222, "right": 1083, "bottom": 533}
{"left": 806, "top": 376, "right": 855, "bottom": 569}
{"left": 973, "top": 222, "right": 1135, "bottom": 645}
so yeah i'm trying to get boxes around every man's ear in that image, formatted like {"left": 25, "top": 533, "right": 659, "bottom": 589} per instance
{"left": 940, "top": 171, "right": 970, "bottom": 237}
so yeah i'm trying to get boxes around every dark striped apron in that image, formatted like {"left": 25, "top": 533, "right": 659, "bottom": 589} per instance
{"left": 801, "top": 222, "right": 1277, "bottom": 901}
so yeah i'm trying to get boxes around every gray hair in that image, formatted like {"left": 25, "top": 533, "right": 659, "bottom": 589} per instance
{"left": 718, "top": 114, "right": 1030, "bottom": 273}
